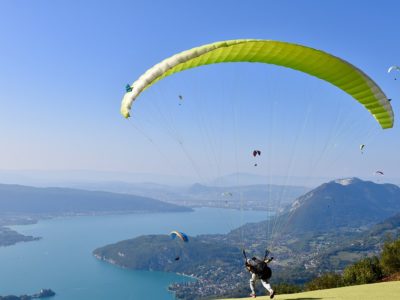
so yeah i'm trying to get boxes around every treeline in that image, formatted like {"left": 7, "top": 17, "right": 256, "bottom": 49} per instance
{"left": 263, "top": 237, "right": 400, "bottom": 295}
{"left": 305, "top": 237, "right": 400, "bottom": 291}
{"left": 0, "top": 226, "right": 40, "bottom": 247}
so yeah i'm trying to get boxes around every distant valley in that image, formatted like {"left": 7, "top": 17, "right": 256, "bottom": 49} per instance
{"left": 0, "top": 170, "right": 310, "bottom": 211}
{"left": 66, "top": 181, "right": 309, "bottom": 211}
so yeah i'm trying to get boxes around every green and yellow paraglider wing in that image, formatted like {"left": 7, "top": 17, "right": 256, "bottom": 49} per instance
{"left": 121, "top": 39, "right": 393, "bottom": 129}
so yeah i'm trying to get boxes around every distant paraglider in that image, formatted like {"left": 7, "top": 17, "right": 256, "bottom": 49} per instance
{"left": 360, "top": 144, "right": 365, "bottom": 154}
{"left": 221, "top": 192, "right": 233, "bottom": 206}
{"left": 178, "top": 95, "right": 183, "bottom": 105}
{"left": 170, "top": 231, "right": 189, "bottom": 262}
{"left": 388, "top": 65, "right": 400, "bottom": 80}
{"left": 170, "top": 230, "right": 189, "bottom": 242}
{"left": 221, "top": 192, "right": 233, "bottom": 197}
{"left": 375, "top": 171, "right": 384, "bottom": 183}
{"left": 253, "top": 150, "right": 261, "bottom": 166}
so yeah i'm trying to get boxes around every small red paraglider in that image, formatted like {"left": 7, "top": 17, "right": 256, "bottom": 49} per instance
{"left": 252, "top": 150, "right": 261, "bottom": 167}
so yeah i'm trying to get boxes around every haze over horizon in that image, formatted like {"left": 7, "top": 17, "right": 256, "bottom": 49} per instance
{"left": 0, "top": 169, "right": 398, "bottom": 190}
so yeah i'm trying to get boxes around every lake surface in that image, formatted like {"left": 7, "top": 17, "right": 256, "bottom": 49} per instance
{"left": 0, "top": 208, "right": 268, "bottom": 299}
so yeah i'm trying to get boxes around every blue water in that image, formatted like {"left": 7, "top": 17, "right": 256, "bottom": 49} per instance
{"left": 0, "top": 208, "right": 268, "bottom": 299}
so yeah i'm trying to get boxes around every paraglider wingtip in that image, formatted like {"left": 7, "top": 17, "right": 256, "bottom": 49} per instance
{"left": 125, "top": 84, "right": 133, "bottom": 93}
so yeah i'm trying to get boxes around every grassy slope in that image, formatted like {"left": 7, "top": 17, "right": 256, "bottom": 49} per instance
{"left": 223, "top": 281, "right": 400, "bottom": 300}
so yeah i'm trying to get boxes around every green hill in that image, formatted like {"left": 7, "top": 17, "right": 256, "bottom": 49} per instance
{"left": 222, "top": 281, "right": 400, "bottom": 300}
{"left": 0, "top": 183, "right": 191, "bottom": 215}
{"left": 280, "top": 178, "right": 400, "bottom": 233}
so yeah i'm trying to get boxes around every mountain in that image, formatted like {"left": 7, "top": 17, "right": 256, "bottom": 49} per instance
{"left": 0, "top": 170, "right": 327, "bottom": 211}
{"left": 64, "top": 181, "right": 308, "bottom": 211}
{"left": 0, "top": 183, "right": 191, "bottom": 215}
{"left": 65, "top": 181, "right": 184, "bottom": 203}
{"left": 280, "top": 178, "right": 400, "bottom": 233}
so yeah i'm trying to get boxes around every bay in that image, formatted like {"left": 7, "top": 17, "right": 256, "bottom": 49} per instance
{"left": 0, "top": 208, "right": 269, "bottom": 299}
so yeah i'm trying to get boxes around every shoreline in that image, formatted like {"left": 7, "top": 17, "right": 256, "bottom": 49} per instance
{"left": 93, "top": 253, "right": 199, "bottom": 280}
{"left": 2, "top": 205, "right": 263, "bottom": 247}
{"left": 0, "top": 208, "right": 196, "bottom": 248}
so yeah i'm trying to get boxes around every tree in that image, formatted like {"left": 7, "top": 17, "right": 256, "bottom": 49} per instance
{"left": 274, "top": 283, "right": 303, "bottom": 294}
{"left": 380, "top": 238, "right": 400, "bottom": 275}
{"left": 305, "top": 273, "right": 342, "bottom": 291}
{"left": 342, "top": 256, "right": 382, "bottom": 285}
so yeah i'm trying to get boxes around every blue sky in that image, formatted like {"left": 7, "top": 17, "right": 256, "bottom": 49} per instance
{"left": 0, "top": 0, "right": 399, "bottom": 185}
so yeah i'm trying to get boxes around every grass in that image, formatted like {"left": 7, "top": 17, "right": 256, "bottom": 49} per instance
{"left": 222, "top": 281, "right": 400, "bottom": 300}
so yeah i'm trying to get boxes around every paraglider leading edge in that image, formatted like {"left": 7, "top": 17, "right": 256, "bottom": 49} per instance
{"left": 121, "top": 39, "right": 394, "bottom": 129}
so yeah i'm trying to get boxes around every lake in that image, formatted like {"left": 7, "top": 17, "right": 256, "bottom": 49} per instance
{"left": 0, "top": 208, "right": 268, "bottom": 299}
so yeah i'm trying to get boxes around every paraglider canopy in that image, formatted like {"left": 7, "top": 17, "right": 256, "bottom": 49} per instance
{"left": 253, "top": 150, "right": 261, "bottom": 157}
{"left": 388, "top": 65, "right": 400, "bottom": 80}
{"left": 170, "top": 231, "right": 189, "bottom": 242}
{"left": 388, "top": 65, "right": 400, "bottom": 74}
{"left": 221, "top": 192, "right": 233, "bottom": 197}
{"left": 121, "top": 39, "right": 394, "bottom": 129}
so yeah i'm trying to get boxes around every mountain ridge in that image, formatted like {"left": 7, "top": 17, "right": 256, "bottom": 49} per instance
{"left": 0, "top": 183, "right": 191, "bottom": 215}
{"left": 280, "top": 177, "right": 400, "bottom": 233}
